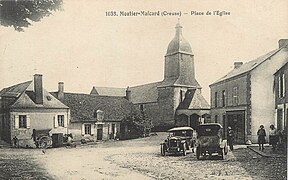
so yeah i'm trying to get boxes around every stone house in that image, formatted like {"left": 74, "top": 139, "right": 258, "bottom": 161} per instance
{"left": 209, "top": 39, "right": 288, "bottom": 144}
{"left": 91, "top": 23, "right": 210, "bottom": 131}
{"left": 0, "top": 74, "right": 69, "bottom": 147}
{"left": 52, "top": 83, "right": 136, "bottom": 141}
{"left": 274, "top": 61, "right": 288, "bottom": 132}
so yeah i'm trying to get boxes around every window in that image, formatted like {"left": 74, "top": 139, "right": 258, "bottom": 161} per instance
{"left": 19, "top": 115, "right": 27, "bottom": 128}
{"left": 233, "top": 87, "right": 239, "bottom": 105}
{"left": 279, "top": 74, "right": 285, "bottom": 98}
{"left": 58, "top": 115, "right": 64, "bottom": 127}
{"left": 214, "top": 92, "right": 218, "bottom": 107}
{"left": 215, "top": 115, "right": 218, "bottom": 123}
{"left": 84, "top": 124, "right": 91, "bottom": 135}
{"left": 222, "top": 90, "right": 226, "bottom": 107}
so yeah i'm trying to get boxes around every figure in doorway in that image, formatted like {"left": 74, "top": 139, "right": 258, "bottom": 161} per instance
{"left": 257, "top": 125, "right": 266, "bottom": 151}
{"left": 227, "top": 126, "right": 234, "bottom": 150}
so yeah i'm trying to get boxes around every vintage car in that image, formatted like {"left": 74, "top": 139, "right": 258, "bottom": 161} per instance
{"left": 160, "top": 127, "right": 195, "bottom": 156}
{"left": 195, "top": 123, "right": 228, "bottom": 160}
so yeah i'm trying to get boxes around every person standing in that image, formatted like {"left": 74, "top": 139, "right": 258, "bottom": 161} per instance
{"left": 227, "top": 126, "right": 234, "bottom": 150}
{"left": 269, "top": 124, "right": 278, "bottom": 150}
{"left": 12, "top": 136, "right": 18, "bottom": 148}
{"left": 257, "top": 125, "right": 266, "bottom": 151}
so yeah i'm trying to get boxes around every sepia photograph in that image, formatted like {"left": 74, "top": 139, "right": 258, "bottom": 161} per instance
{"left": 0, "top": 0, "right": 287, "bottom": 179}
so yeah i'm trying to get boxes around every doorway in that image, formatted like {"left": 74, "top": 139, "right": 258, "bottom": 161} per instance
{"left": 97, "top": 124, "right": 103, "bottom": 140}
{"left": 227, "top": 111, "right": 245, "bottom": 144}
{"left": 190, "top": 114, "right": 200, "bottom": 130}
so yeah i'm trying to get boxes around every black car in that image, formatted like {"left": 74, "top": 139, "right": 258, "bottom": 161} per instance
{"left": 160, "top": 127, "right": 195, "bottom": 156}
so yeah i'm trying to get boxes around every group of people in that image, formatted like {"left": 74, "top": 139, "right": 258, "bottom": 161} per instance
{"left": 226, "top": 124, "right": 284, "bottom": 151}
{"left": 257, "top": 124, "right": 284, "bottom": 151}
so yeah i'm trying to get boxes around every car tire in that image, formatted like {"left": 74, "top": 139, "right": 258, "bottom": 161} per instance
{"left": 196, "top": 147, "right": 201, "bottom": 160}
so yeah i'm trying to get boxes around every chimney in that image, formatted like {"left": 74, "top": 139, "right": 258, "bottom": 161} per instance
{"left": 34, "top": 74, "right": 43, "bottom": 104}
{"left": 278, "top": 39, "right": 288, "bottom": 48}
{"left": 234, "top": 62, "right": 243, "bottom": 69}
{"left": 125, "top": 86, "right": 131, "bottom": 102}
{"left": 58, "top": 82, "right": 64, "bottom": 101}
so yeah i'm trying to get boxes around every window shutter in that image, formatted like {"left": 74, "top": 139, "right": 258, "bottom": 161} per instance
{"left": 91, "top": 124, "right": 94, "bottom": 135}
{"left": 26, "top": 115, "right": 30, "bottom": 128}
{"left": 54, "top": 115, "right": 58, "bottom": 128}
{"left": 283, "top": 74, "right": 285, "bottom": 97}
{"left": 82, "top": 124, "right": 85, "bottom": 135}
{"left": 64, "top": 114, "right": 68, "bottom": 128}
{"left": 14, "top": 115, "right": 19, "bottom": 129}
{"left": 278, "top": 76, "right": 281, "bottom": 98}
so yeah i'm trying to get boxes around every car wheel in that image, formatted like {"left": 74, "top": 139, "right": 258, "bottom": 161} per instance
{"left": 196, "top": 147, "right": 201, "bottom": 160}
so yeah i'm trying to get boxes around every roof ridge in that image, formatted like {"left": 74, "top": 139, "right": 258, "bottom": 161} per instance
{"left": 211, "top": 47, "right": 283, "bottom": 85}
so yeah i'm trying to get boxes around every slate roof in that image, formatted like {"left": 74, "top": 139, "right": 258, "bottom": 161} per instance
{"left": 274, "top": 61, "right": 288, "bottom": 75}
{"left": 177, "top": 89, "right": 210, "bottom": 110}
{"left": 0, "top": 80, "right": 68, "bottom": 109}
{"left": 91, "top": 87, "right": 126, "bottom": 96}
{"left": 212, "top": 48, "right": 283, "bottom": 85}
{"left": 51, "top": 92, "right": 135, "bottom": 122}
{"left": 130, "top": 81, "right": 162, "bottom": 104}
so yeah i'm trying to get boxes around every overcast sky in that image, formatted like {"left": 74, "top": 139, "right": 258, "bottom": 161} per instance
{"left": 0, "top": 0, "right": 288, "bottom": 101}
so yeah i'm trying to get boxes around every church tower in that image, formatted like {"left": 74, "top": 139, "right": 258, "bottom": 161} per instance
{"left": 157, "top": 22, "right": 201, "bottom": 129}
{"left": 163, "top": 22, "right": 198, "bottom": 87}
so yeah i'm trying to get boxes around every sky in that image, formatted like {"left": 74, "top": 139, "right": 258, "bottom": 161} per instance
{"left": 0, "top": 0, "right": 288, "bottom": 101}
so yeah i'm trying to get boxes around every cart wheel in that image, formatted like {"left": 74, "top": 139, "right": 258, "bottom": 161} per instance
{"left": 39, "top": 137, "right": 48, "bottom": 149}
{"left": 196, "top": 147, "right": 200, "bottom": 160}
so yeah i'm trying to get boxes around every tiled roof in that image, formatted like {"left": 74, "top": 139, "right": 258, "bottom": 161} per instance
{"left": 212, "top": 48, "right": 283, "bottom": 85}
{"left": 52, "top": 93, "right": 135, "bottom": 122}
{"left": 130, "top": 81, "right": 162, "bottom": 104}
{"left": 92, "top": 87, "right": 126, "bottom": 96}
{"left": 178, "top": 89, "right": 210, "bottom": 110}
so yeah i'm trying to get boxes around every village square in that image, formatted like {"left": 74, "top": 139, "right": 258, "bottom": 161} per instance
{"left": 0, "top": 0, "right": 287, "bottom": 179}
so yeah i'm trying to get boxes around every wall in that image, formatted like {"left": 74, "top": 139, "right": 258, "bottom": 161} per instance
{"left": 164, "top": 53, "right": 180, "bottom": 79}
{"left": 157, "top": 86, "right": 177, "bottom": 128}
{"left": 10, "top": 108, "right": 69, "bottom": 147}
{"left": 250, "top": 47, "right": 288, "bottom": 142}
{"left": 133, "top": 102, "right": 160, "bottom": 128}
{"left": 69, "top": 121, "right": 121, "bottom": 142}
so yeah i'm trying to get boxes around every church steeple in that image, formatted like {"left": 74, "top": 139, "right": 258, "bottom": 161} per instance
{"left": 163, "top": 22, "right": 198, "bottom": 87}
{"left": 166, "top": 22, "right": 193, "bottom": 56}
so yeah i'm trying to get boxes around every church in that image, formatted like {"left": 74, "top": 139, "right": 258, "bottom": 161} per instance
{"left": 91, "top": 23, "right": 210, "bottom": 131}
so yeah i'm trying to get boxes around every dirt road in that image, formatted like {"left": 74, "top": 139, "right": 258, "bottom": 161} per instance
{"left": 0, "top": 133, "right": 286, "bottom": 179}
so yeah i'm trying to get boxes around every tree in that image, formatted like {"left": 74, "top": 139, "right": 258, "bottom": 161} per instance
{"left": 0, "top": 0, "right": 63, "bottom": 31}
{"left": 121, "top": 112, "right": 153, "bottom": 140}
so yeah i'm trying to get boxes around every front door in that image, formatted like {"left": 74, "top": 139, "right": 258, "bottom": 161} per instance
{"left": 97, "top": 124, "right": 103, "bottom": 140}
{"left": 227, "top": 111, "right": 245, "bottom": 144}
